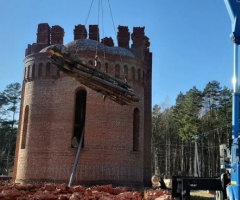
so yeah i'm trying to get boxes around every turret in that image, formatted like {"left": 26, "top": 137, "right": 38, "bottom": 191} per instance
{"left": 16, "top": 22, "right": 153, "bottom": 188}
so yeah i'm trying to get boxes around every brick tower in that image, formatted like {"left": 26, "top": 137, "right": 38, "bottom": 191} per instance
{"left": 13, "top": 23, "right": 152, "bottom": 187}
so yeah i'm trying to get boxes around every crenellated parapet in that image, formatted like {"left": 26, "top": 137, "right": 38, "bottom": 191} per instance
{"left": 25, "top": 23, "right": 151, "bottom": 56}
{"left": 24, "top": 23, "right": 152, "bottom": 85}
{"left": 117, "top": 26, "right": 130, "bottom": 48}
{"left": 89, "top": 25, "right": 99, "bottom": 41}
{"left": 74, "top": 24, "right": 87, "bottom": 40}
{"left": 25, "top": 43, "right": 49, "bottom": 57}
{"left": 51, "top": 25, "right": 64, "bottom": 45}
{"left": 101, "top": 37, "right": 114, "bottom": 47}
{"left": 131, "top": 27, "right": 150, "bottom": 50}
{"left": 26, "top": 24, "right": 65, "bottom": 56}
{"left": 37, "top": 23, "right": 50, "bottom": 44}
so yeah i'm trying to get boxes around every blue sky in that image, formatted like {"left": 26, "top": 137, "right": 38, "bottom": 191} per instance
{"left": 0, "top": 0, "right": 235, "bottom": 107}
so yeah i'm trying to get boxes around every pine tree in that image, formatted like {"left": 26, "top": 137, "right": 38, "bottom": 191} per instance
{"left": 0, "top": 83, "right": 21, "bottom": 175}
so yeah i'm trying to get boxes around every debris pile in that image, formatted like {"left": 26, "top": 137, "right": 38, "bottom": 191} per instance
{"left": 0, "top": 180, "right": 172, "bottom": 200}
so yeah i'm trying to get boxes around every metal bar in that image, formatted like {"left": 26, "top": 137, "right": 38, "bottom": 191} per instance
{"left": 182, "top": 177, "right": 222, "bottom": 191}
{"left": 171, "top": 176, "right": 223, "bottom": 198}
{"left": 232, "top": 43, "right": 239, "bottom": 139}
{"left": 233, "top": 43, "right": 238, "bottom": 93}
{"left": 68, "top": 129, "right": 84, "bottom": 187}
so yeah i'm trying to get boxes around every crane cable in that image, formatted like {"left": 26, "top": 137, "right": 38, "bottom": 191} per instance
{"left": 100, "top": 0, "right": 106, "bottom": 68}
{"left": 75, "top": 0, "right": 95, "bottom": 56}
{"left": 107, "top": 0, "right": 127, "bottom": 84}
{"left": 74, "top": 0, "right": 127, "bottom": 84}
{"left": 94, "top": 0, "right": 101, "bottom": 68}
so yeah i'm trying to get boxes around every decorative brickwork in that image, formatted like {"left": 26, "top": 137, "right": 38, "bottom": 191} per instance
{"left": 13, "top": 23, "right": 152, "bottom": 187}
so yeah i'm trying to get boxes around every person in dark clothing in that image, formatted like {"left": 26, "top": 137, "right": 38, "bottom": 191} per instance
{"left": 221, "top": 170, "right": 230, "bottom": 199}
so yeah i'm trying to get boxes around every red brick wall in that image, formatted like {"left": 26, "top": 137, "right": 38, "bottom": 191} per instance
{"left": 14, "top": 24, "right": 152, "bottom": 187}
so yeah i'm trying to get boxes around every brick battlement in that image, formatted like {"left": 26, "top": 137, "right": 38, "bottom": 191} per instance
{"left": 25, "top": 23, "right": 150, "bottom": 56}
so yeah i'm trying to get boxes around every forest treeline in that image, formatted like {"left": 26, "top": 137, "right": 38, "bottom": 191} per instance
{"left": 152, "top": 80, "right": 232, "bottom": 178}
{"left": 0, "top": 83, "right": 21, "bottom": 175}
{"left": 0, "top": 80, "right": 233, "bottom": 178}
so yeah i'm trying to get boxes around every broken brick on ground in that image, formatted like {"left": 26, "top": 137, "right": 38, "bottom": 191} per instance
{"left": 0, "top": 180, "right": 172, "bottom": 200}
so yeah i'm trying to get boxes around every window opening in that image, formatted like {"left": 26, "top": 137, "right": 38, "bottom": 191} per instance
{"left": 131, "top": 67, "right": 135, "bottom": 81}
{"left": 133, "top": 108, "right": 140, "bottom": 151}
{"left": 21, "top": 105, "right": 29, "bottom": 149}
{"left": 124, "top": 65, "right": 128, "bottom": 81}
{"left": 143, "top": 71, "right": 145, "bottom": 84}
{"left": 105, "top": 63, "right": 108, "bottom": 73}
{"left": 72, "top": 90, "right": 87, "bottom": 148}
{"left": 38, "top": 63, "right": 42, "bottom": 77}
{"left": 24, "top": 68, "right": 27, "bottom": 80}
{"left": 27, "top": 66, "right": 30, "bottom": 80}
{"left": 138, "top": 69, "right": 141, "bottom": 82}
{"left": 32, "top": 64, "right": 35, "bottom": 79}
{"left": 115, "top": 64, "right": 120, "bottom": 78}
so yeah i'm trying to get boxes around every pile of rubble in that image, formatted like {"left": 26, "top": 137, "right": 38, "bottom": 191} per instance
{"left": 0, "top": 180, "right": 172, "bottom": 200}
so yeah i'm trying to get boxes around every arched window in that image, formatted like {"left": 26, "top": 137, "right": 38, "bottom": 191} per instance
{"left": 32, "top": 64, "right": 35, "bottom": 79}
{"left": 115, "top": 64, "right": 120, "bottom": 78}
{"left": 138, "top": 69, "right": 141, "bottom": 82}
{"left": 38, "top": 63, "right": 43, "bottom": 77}
{"left": 123, "top": 65, "right": 128, "bottom": 81}
{"left": 21, "top": 105, "right": 29, "bottom": 149}
{"left": 27, "top": 66, "right": 30, "bottom": 80}
{"left": 72, "top": 89, "right": 87, "bottom": 148}
{"left": 105, "top": 63, "right": 108, "bottom": 73}
{"left": 133, "top": 108, "right": 140, "bottom": 151}
{"left": 24, "top": 68, "right": 27, "bottom": 80}
{"left": 46, "top": 63, "right": 51, "bottom": 77}
{"left": 131, "top": 67, "right": 135, "bottom": 81}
